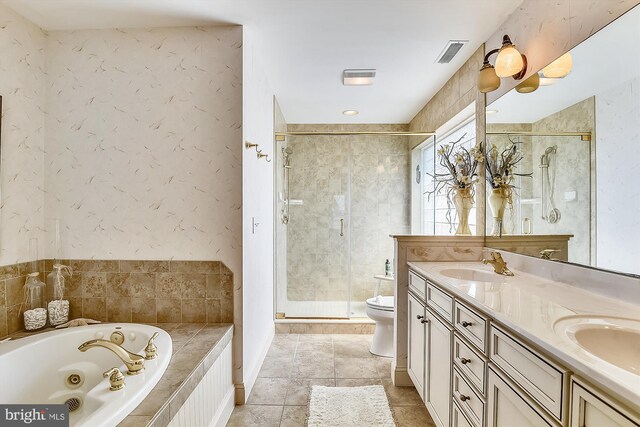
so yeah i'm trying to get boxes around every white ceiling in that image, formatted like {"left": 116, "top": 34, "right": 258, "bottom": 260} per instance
{"left": 487, "top": 4, "right": 640, "bottom": 124}
{"left": 2, "top": 0, "right": 523, "bottom": 124}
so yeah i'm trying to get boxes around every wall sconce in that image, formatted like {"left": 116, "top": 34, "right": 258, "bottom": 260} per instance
{"left": 478, "top": 35, "right": 528, "bottom": 93}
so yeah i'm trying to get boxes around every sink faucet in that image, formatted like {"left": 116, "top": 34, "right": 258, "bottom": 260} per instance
{"left": 483, "top": 251, "right": 514, "bottom": 276}
{"left": 78, "top": 339, "right": 145, "bottom": 375}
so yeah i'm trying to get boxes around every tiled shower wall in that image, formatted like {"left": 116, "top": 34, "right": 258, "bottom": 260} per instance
{"left": 284, "top": 124, "right": 411, "bottom": 312}
{"left": 0, "top": 260, "right": 232, "bottom": 338}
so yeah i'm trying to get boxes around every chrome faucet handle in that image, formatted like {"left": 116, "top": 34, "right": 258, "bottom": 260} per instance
{"left": 145, "top": 332, "right": 159, "bottom": 360}
{"left": 103, "top": 367, "right": 125, "bottom": 391}
{"left": 539, "top": 249, "right": 560, "bottom": 260}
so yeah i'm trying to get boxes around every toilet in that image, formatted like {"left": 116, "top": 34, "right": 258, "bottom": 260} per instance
{"left": 366, "top": 295, "right": 395, "bottom": 357}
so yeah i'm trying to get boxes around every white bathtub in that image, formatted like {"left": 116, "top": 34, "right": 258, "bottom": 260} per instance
{"left": 0, "top": 323, "right": 172, "bottom": 427}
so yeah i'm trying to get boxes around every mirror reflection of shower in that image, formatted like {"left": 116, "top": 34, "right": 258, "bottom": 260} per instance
{"left": 281, "top": 146, "right": 293, "bottom": 224}
{"left": 540, "top": 145, "right": 561, "bottom": 223}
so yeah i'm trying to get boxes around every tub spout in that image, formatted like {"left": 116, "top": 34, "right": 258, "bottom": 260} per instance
{"left": 78, "top": 339, "right": 145, "bottom": 375}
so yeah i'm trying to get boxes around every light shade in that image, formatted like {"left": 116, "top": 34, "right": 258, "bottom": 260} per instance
{"left": 342, "top": 110, "right": 359, "bottom": 116}
{"left": 516, "top": 72, "right": 540, "bottom": 93}
{"left": 478, "top": 64, "right": 500, "bottom": 93}
{"left": 495, "top": 45, "right": 524, "bottom": 77}
{"left": 542, "top": 53, "right": 573, "bottom": 78}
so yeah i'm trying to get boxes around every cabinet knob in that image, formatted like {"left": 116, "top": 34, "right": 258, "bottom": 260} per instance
{"left": 420, "top": 319, "right": 429, "bottom": 324}
{"left": 461, "top": 321, "right": 473, "bottom": 327}
{"left": 459, "top": 394, "right": 470, "bottom": 402}
{"left": 460, "top": 358, "right": 471, "bottom": 365}
{"left": 416, "top": 315, "right": 424, "bottom": 320}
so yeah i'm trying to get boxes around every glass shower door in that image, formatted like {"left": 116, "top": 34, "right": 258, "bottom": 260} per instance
{"left": 280, "top": 134, "right": 351, "bottom": 318}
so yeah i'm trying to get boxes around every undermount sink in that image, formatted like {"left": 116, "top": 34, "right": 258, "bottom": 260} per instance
{"left": 439, "top": 268, "right": 502, "bottom": 283}
{"left": 554, "top": 316, "right": 640, "bottom": 375}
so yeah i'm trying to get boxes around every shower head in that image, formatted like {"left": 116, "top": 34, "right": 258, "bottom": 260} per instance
{"left": 284, "top": 147, "right": 293, "bottom": 155}
{"left": 544, "top": 145, "right": 557, "bottom": 155}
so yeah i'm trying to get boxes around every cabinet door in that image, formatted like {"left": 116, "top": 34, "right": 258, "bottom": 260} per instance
{"left": 487, "top": 367, "right": 556, "bottom": 427}
{"left": 407, "top": 293, "right": 426, "bottom": 400}
{"left": 425, "top": 309, "right": 452, "bottom": 427}
{"left": 571, "top": 382, "right": 640, "bottom": 427}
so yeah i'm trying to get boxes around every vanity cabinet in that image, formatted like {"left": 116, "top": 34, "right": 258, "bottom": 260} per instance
{"left": 424, "top": 307, "right": 452, "bottom": 427}
{"left": 406, "top": 265, "right": 640, "bottom": 427}
{"left": 407, "top": 291, "right": 426, "bottom": 399}
{"left": 570, "top": 379, "right": 640, "bottom": 427}
{"left": 486, "top": 366, "right": 558, "bottom": 427}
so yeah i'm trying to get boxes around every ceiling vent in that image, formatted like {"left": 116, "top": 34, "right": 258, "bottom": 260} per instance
{"left": 436, "top": 40, "right": 468, "bottom": 64}
{"left": 343, "top": 69, "right": 376, "bottom": 86}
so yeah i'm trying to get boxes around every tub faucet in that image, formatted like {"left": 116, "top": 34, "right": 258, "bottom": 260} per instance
{"left": 78, "top": 339, "right": 145, "bottom": 375}
{"left": 483, "top": 251, "right": 514, "bottom": 276}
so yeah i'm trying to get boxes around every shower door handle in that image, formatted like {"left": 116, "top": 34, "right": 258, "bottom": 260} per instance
{"left": 340, "top": 219, "right": 344, "bottom": 237}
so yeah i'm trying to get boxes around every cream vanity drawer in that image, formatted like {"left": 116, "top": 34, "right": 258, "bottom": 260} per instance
{"left": 426, "top": 282, "right": 453, "bottom": 323}
{"left": 408, "top": 270, "right": 426, "bottom": 301}
{"left": 453, "top": 368, "right": 485, "bottom": 427}
{"left": 490, "top": 326, "right": 569, "bottom": 422}
{"left": 453, "top": 402, "right": 477, "bottom": 427}
{"left": 454, "top": 301, "right": 488, "bottom": 354}
{"left": 453, "top": 334, "right": 486, "bottom": 394}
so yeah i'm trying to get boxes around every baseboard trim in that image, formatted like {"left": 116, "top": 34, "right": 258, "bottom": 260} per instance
{"left": 240, "top": 323, "right": 275, "bottom": 404}
{"left": 392, "top": 365, "right": 413, "bottom": 387}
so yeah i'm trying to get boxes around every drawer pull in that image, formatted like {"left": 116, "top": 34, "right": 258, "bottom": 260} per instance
{"left": 461, "top": 321, "right": 473, "bottom": 327}
{"left": 420, "top": 319, "right": 429, "bottom": 324}
{"left": 416, "top": 315, "right": 424, "bottom": 320}
{"left": 459, "top": 394, "right": 470, "bottom": 402}
{"left": 460, "top": 358, "right": 471, "bottom": 365}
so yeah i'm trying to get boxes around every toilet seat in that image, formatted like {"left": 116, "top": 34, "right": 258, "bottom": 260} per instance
{"left": 366, "top": 296, "right": 395, "bottom": 312}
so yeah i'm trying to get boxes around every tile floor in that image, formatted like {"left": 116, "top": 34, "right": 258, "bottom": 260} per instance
{"left": 227, "top": 334, "right": 435, "bottom": 426}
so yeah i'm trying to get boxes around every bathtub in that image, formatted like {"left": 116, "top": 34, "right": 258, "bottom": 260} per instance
{"left": 0, "top": 323, "right": 172, "bottom": 427}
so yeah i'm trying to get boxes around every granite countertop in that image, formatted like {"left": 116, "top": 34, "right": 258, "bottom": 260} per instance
{"left": 407, "top": 261, "right": 640, "bottom": 411}
{"left": 6, "top": 322, "right": 233, "bottom": 427}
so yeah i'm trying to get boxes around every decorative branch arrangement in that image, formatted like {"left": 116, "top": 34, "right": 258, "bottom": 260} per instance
{"left": 484, "top": 140, "right": 532, "bottom": 235}
{"left": 428, "top": 133, "right": 484, "bottom": 235}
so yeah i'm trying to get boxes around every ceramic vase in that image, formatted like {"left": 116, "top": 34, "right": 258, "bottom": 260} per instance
{"left": 488, "top": 186, "right": 508, "bottom": 236}
{"left": 453, "top": 186, "right": 474, "bottom": 235}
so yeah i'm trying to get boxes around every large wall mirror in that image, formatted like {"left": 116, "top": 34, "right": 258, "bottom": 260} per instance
{"left": 485, "top": 5, "right": 640, "bottom": 276}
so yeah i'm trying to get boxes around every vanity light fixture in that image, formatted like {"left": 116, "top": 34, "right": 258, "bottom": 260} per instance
{"left": 542, "top": 52, "right": 573, "bottom": 78}
{"left": 478, "top": 34, "right": 528, "bottom": 93}
{"left": 342, "top": 110, "right": 359, "bottom": 116}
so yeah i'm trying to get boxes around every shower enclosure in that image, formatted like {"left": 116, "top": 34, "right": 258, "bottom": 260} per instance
{"left": 274, "top": 126, "right": 430, "bottom": 318}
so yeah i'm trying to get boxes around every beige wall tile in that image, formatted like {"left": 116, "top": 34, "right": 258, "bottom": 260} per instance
{"left": 82, "top": 297, "right": 106, "bottom": 321}
{"left": 181, "top": 299, "right": 206, "bottom": 323}
{"left": 120, "top": 260, "right": 169, "bottom": 273}
{"left": 0, "top": 308, "right": 7, "bottom": 338}
{"left": 206, "top": 298, "right": 221, "bottom": 323}
{"left": 68, "top": 297, "right": 82, "bottom": 320}
{"left": 7, "top": 304, "right": 23, "bottom": 334}
{"left": 157, "top": 298, "right": 181, "bottom": 323}
{"left": 107, "top": 296, "right": 132, "bottom": 322}
{"left": 132, "top": 297, "right": 157, "bottom": 323}
{"left": 0, "top": 281, "right": 5, "bottom": 307}
{"left": 170, "top": 261, "right": 220, "bottom": 274}
{"left": 83, "top": 272, "right": 106, "bottom": 297}
{"left": 206, "top": 274, "right": 221, "bottom": 298}
{"left": 5, "top": 277, "right": 23, "bottom": 307}
{"left": 128, "top": 273, "right": 156, "bottom": 298}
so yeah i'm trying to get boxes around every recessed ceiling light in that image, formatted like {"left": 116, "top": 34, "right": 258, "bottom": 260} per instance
{"left": 342, "top": 110, "right": 359, "bottom": 116}
{"left": 486, "top": 109, "right": 498, "bottom": 115}
{"left": 343, "top": 69, "right": 376, "bottom": 86}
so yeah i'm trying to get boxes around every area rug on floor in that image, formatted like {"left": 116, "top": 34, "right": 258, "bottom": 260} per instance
{"left": 308, "top": 385, "right": 395, "bottom": 426}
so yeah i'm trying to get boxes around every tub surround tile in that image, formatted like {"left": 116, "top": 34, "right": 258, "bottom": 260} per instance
{"left": 107, "top": 297, "right": 132, "bottom": 322}
{"left": 132, "top": 298, "right": 157, "bottom": 323}
{"left": 82, "top": 272, "right": 107, "bottom": 297}
{"left": 0, "top": 309, "right": 7, "bottom": 338}
{"left": 0, "top": 259, "right": 233, "bottom": 339}
{"left": 120, "top": 261, "right": 170, "bottom": 273}
{"left": 6, "top": 304, "right": 23, "bottom": 334}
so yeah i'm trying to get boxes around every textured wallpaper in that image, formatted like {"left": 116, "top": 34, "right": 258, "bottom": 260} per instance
{"left": 0, "top": 4, "right": 47, "bottom": 265}
{"left": 42, "top": 26, "right": 243, "bottom": 271}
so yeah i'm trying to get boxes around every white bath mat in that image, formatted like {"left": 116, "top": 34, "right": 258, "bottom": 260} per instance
{"left": 308, "top": 385, "right": 395, "bottom": 426}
